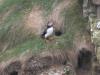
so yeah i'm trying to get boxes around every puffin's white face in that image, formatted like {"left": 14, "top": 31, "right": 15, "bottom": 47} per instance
{"left": 47, "top": 22, "right": 53, "bottom": 27}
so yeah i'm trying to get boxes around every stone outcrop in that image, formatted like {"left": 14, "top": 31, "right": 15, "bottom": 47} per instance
{"left": 82, "top": 0, "right": 100, "bottom": 74}
{"left": 82, "top": 0, "right": 100, "bottom": 62}
{"left": 92, "top": 0, "right": 100, "bottom": 5}
{"left": 82, "top": 0, "right": 96, "bottom": 18}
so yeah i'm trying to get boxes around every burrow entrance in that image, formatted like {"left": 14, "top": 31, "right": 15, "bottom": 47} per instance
{"left": 55, "top": 30, "right": 63, "bottom": 36}
{"left": 10, "top": 71, "right": 18, "bottom": 75}
{"left": 2, "top": 61, "right": 22, "bottom": 75}
{"left": 77, "top": 48, "right": 92, "bottom": 70}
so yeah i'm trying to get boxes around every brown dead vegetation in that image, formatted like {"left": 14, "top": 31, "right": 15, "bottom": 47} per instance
{"left": 0, "top": 31, "right": 97, "bottom": 75}
{"left": 21, "top": 50, "right": 69, "bottom": 75}
{"left": 0, "top": 15, "right": 98, "bottom": 75}
{"left": 0, "top": 39, "right": 97, "bottom": 75}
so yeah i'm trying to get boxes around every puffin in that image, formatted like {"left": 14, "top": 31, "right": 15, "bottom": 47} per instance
{"left": 41, "top": 22, "right": 54, "bottom": 39}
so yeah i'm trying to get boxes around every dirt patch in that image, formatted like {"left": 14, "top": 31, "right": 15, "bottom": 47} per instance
{"left": 25, "top": 6, "right": 44, "bottom": 35}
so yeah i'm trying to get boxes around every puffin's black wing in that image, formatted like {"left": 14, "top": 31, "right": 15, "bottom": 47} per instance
{"left": 41, "top": 29, "right": 47, "bottom": 38}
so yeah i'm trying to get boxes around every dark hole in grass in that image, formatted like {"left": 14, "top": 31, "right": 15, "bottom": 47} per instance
{"left": 77, "top": 48, "right": 92, "bottom": 69}
{"left": 55, "top": 30, "right": 63, "bottom": 36}
{"left": 62, "top": 60, "right": 67, "bottom": 65}
{"left": 10, "top": 71, "right": 18, "bottom": 75}
{"left": 95, "top": 66, "right": 100, "bottom": 73}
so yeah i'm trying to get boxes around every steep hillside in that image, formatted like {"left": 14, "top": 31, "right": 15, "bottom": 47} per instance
{"left": 0, "top": 0, "right": 88, "bottom": 62}
{"left": 0, "top": 0, "right": 97, "bottom": 75}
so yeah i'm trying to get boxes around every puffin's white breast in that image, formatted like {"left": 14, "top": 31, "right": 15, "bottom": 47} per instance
{"left": 45, "top": 27, "right": 54, "bottom": 38}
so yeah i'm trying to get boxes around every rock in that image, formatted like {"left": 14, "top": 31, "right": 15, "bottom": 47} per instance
{"left": 92, "top": 0, "right": 100, "bottom": 5}
{"left": 83, "top": 0, "right": 89, "bottom": 17}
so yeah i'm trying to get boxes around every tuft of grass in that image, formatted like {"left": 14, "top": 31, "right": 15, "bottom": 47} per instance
{"left": 0, "top": 36, "right": 45, "bottom": 62}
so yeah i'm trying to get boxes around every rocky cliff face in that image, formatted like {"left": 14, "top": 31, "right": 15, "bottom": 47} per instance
{"left": 82, "top": 0, "right": 100, "bottom": 74}
{"left": 82, "top": 0, "right": 100, "bottom": 61}
{"left": 92, "top": 0, "right": 100, "bottom": 5}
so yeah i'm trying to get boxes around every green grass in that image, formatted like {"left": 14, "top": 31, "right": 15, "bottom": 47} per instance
{"left": 0, "top": 0, "right": 59, "bottom": 48}
{"left": 0, "top": 36, "right": 46, "bottom": 62}
{"left": 0, "top": 0, "right": 57, "bottom": 61}
{"left": 59, "top": 1, "right": 88, "bottom": 48}
{"left": 0, "top": 0, "right": 64, "bottom": 52}
{"left": 0, "top": 0, "right": 56, "bottom": 13}
{"left": 0, "top": 0, "right": 89, "bottom": 62}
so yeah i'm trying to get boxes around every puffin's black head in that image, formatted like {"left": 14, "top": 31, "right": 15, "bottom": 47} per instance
{"left": 47, "top": 22, "right": 53, "bottom": 28}
{"left": 47, "top": 25, "right": 52, "bottom": 28}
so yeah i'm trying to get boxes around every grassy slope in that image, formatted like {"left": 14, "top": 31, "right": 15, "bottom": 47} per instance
{"left": 0, "top": 0, "right": 55, "bottom": 47}
{"left": 0, "top": 0, "right": 88, "bottom": 62}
